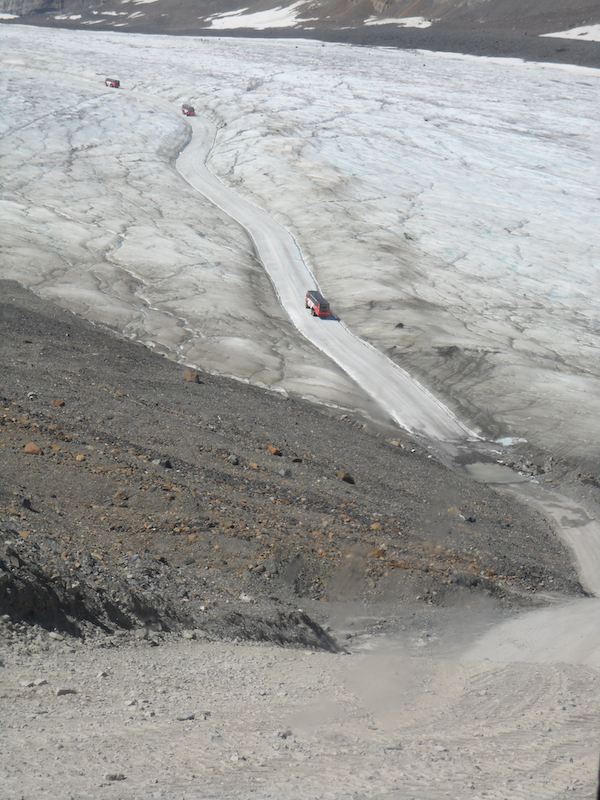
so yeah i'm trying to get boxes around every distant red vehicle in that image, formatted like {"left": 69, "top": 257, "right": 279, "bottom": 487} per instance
{"left": 181, "top": 103, "right": 196, "bottom": 117}
{"left": 105, "top": 78, "right": 120, "bottom": 88}
{"left": 305, "top": 290, "right": 331, "bottom": 318}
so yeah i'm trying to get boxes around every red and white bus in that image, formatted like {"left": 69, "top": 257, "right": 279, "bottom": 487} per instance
{"left": 305, "top": 290, "right": 332, "bottom": 318}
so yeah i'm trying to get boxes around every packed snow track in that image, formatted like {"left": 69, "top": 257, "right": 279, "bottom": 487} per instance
{"left": 177, "top": 119, "right": 476, "bottom": 443}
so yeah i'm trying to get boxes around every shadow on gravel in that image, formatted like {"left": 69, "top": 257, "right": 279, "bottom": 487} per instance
{"left": 0, "top": 538, "right": 159, "bottom": 636}
{"left": 223, "top": 610, "right": 341, "bottom": 653}
{"left": 0, "top": 536, "right": 341, "bottom": 651}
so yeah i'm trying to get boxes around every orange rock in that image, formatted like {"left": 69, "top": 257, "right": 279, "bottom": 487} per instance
{"left": 370, "top": 545, "right": 388, "bottom": 559}
{"left": 74, "top": 453, "right": 86, "bottom": 462}
{"left": 266, "top": 444, "right": 282, "bottom": 456}
{"left": 370, "top": 522, "right": 382, "bottom": 531}
{"left": 113, "top": 489, "right": 129, "bottom": 507}
{"left": 23, "top": 442, "right": 43, "bottom": 455}
{"left": 182, "top": 368, "right": 201, "bottom": 383}
{"left": 52, "top": 399, "right": 65, "bottom": 408}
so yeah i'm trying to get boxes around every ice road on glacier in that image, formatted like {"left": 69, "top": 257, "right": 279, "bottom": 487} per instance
{"left": 177, "top": 119, "right": 475, "bottom": 442}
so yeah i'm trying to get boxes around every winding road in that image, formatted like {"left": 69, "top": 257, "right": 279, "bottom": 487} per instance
{"left": 176, "top": 118, "right": 477, "bottom": 443}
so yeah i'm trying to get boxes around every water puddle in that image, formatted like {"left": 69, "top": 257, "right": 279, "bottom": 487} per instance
{"left": 464, "top": 461, "right": 530, "bottom": 484}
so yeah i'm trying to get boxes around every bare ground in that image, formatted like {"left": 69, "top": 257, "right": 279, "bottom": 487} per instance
{"left": 2, "top": 618, "right": 599, "bottom": 799}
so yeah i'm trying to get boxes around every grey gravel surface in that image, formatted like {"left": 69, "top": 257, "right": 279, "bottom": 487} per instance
{"left": 1, "top": 619, "right": 598, "bottom": 799}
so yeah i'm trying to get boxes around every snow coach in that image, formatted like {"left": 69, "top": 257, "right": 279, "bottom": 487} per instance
{"left": 105, "top": 78, "right": 120, "bottom": 88}
{"left": 305, "top": 290, "right": 332, "bottom": 318}
{"left": 181, "top": 103, "right": 196, "bottom": 117}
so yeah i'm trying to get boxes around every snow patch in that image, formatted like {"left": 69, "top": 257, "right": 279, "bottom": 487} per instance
{"left": 54, "top": 14, "right": 82, "bottom": 20}
{"left": 541, "top": 24, "right": 600, "bottom": 42}
{"left": 204, "top": 2, "right": 314, "bottom": 30}
{"left": 365, "top": 16, "right": 432, "bottom": 28}
{"left": 0, "top": 13, "right": 19, "bottom": 19}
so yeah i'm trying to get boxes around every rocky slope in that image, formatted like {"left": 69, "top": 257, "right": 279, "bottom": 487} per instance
{"left": 0, "top": 280, "right": 584, "bottom": 650}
